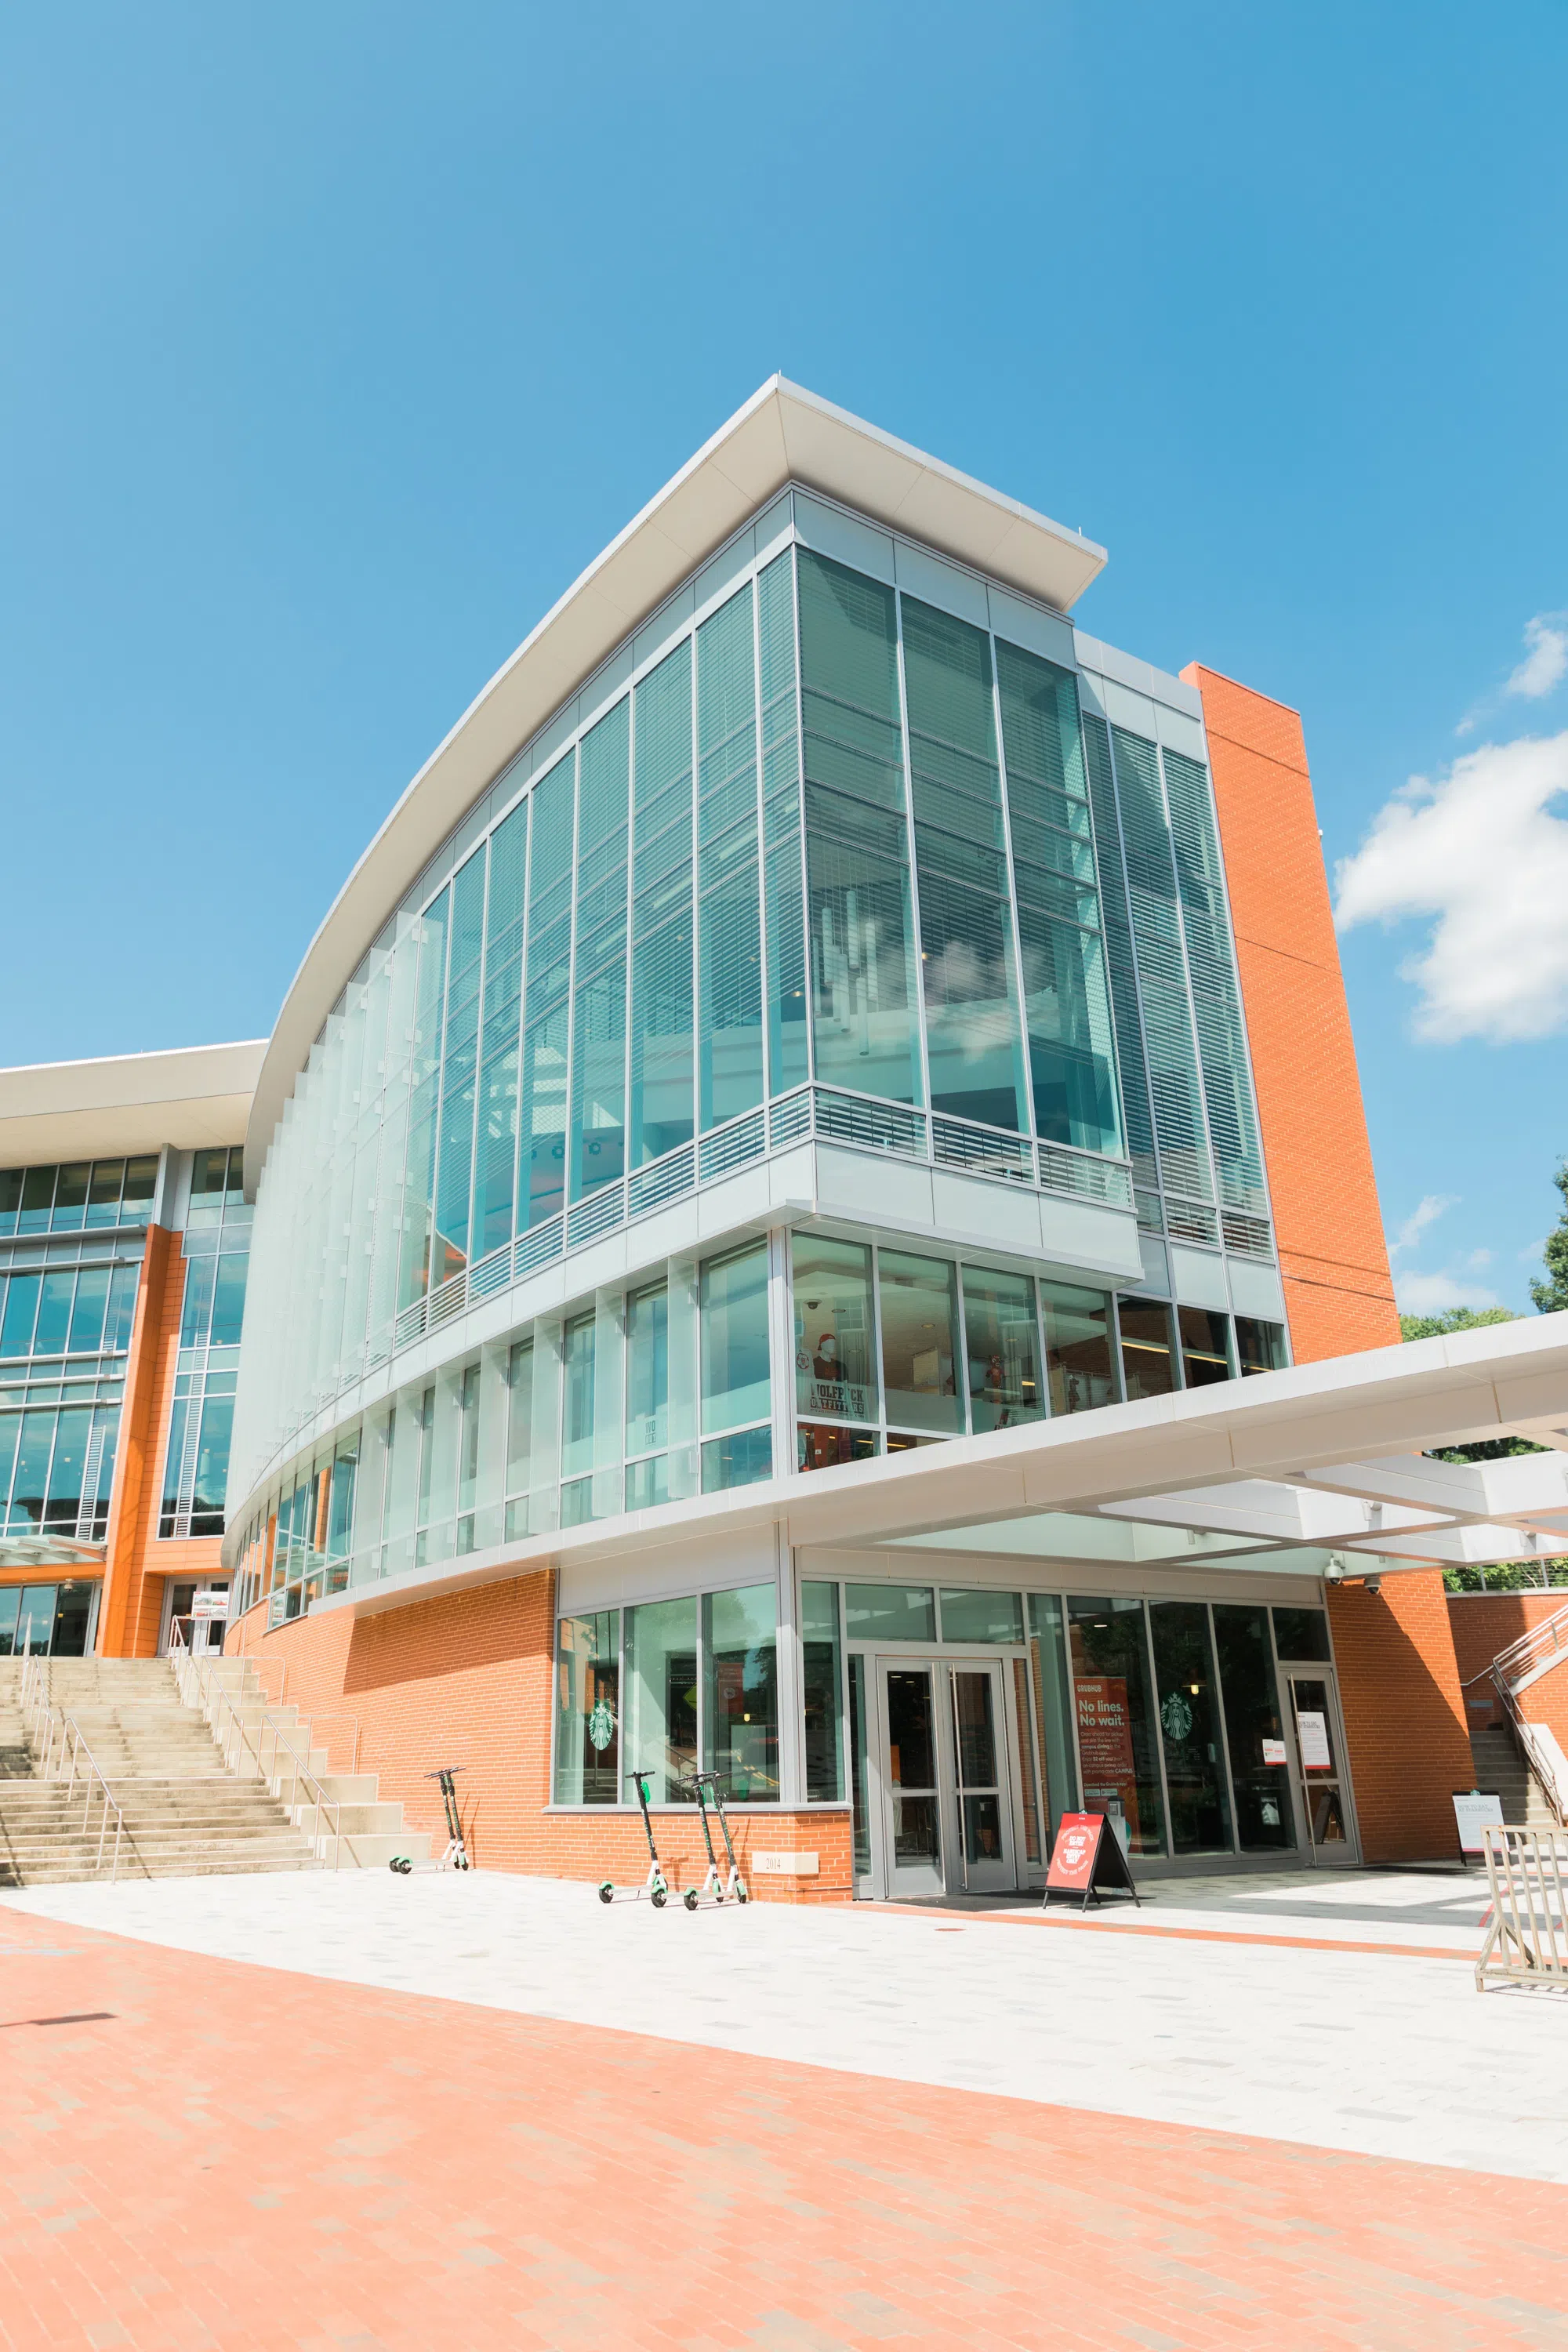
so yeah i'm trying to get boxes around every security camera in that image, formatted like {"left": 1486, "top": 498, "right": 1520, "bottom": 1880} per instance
{"left": 1364, "top": 1575, "right": 1382, "bottom": 1595}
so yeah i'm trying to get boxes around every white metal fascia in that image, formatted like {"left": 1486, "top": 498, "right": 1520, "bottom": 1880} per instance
{"left": 1338, "top": 1523, "right": 1560, "bottom": 1568}
{"left": 0, "top": 1040, "right": 265, "bottom": 1166}
{"left": 243, "top": 378, "right": 1107, "bottom": 1191}
{"left": 1095, "top": 1477, "right": 1450, "bottom": 1544}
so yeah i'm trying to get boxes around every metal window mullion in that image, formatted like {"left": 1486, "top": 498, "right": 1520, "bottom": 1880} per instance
{"left": 463, "top": 839, "right": 495, "bottom": 1266}
{"left": 986, "top": 628, "right": 1037, "bottom": 1145}
{"left": 1142, "top": 1599, "right": 1175, "bottom": 1860}
{"left": 1071, "top": 701, "right": 1134, "bottom": 1167}
{"left": 787, "top": 538, "right": 815, "bottom": 1089}
{"left": 1102, "top": 723, "right": 1177, "bottom": 1216}
{"left": 1152, "top": 745, "right": 1225, "bottom": 1222}
{"left": 620, "top": 684, "right": 637, "bottom": 1188}
{"left": 1202, "top": 1599, "right": 1243, "bottom": 1858}
{"left": 517, "top": 790, "right": 543, "bottom": 1242}
{"left": 752, "top": 566, "right": 773, "bottom": 1102}
{"left": 891, "top": 589, "right": 932, "bottom": 1127}
{"left": 1178, "top": 734, "right": 1287, "bottom": 1332}
{"left": 563, "top": 746, "right": 583, "bottom": 1204}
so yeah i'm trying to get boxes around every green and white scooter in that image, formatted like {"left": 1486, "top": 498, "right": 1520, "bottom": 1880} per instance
{"left": 598, "top": 1769, "right": 669, "bottom": 1907}
{"left": 684, "top": 1771, "right": 748, "bottom": 1908}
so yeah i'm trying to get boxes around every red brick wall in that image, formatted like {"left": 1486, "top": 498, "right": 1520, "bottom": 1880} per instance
{"left": 1181, "top": 665, "right": 1401, "bottom": 1364}
{"left": 1448, "top": 1589, "right": 1568, "bottom": 1748}
{"left": 1327, "top": 1574, "right": 1475, "bottom": 1862}
{"left": 228, "top": 1575, "right": 851, "bottom": 1903}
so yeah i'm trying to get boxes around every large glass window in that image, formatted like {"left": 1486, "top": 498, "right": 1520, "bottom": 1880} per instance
{"left": 1272, "top": 1606, "right": 1331, "bottom": 1662}
{"left": 623, "top": 1595, "right": 699, "bottom": 1804}
{"left": 1236, "top": 1317, "right": 1287, "bottom": 1375}
{"left": 569, "top": 700, "right": 630, "bottom": 1200}
{"left": 699, "top": 1243, "right": 769, "bottom": 1438}
{"left": 902, "top": 595, "right": 1027, "bottom": 1133}
{"left": 624, "top": 1282, "right": 668, "bottom": 1464}
{"left": 797, "top": 550, "right": 921, "bottom": 1107}
{"left": 996, "top": 641, "right": 1123, "bottom": 1157}
{"left": 630, "top": 641, "right": 695, "bottom": 1167}
{"left": 801, "top": 1579, "right": 844, "bottom": 1802}
{"left": 1117, "top": 1298, "right": 1177, "bottom": 1400}
{"left": 1066, "top": 1596, "right": 1165, "bottom": 1856}
{"left": 697, "top": 586, "right": 764, "bottom": 1133}
{"left": 844, "top": 1582, "right": 935, "bottom": 1643}
{"left": 793, "top": 1233, "right": 877, "bottom": 1422}
{"left": 1040, "top": 1281, "right": 1118, "bottom": 1414}
{"left": 939, "top": 1588, "right": 1023, "bottom": 1644}
{"left": 962, "top": 1266, "right": 1042, "bottom": 1433}
{"left": 1212, "top": 1603, "right": 1294, "bottom": 1853}
{"left": 1027, "top": 1593, "right": 1080, "bottom": 1844}
{"left": 519, "top": 756, "right": 573, "bottom": 1229}
{"left": 878, "top": 1249, "right": 960, "bottom": 1436}
{"left": 702, "top": 1583, "right": 779, "bottom": 1802}
{"left": 1149, "top": 1600, "right": 1232, "bottom": 1856}
{"left": 1178, "top": 1308, "right": 1232, "bottom": 1388}
{"left": 554, "top": 1610, "right": 621, "bottom": 1805}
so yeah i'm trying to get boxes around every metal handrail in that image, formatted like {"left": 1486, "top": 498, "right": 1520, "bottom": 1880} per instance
{"left": 1490, "top": 1597, "right": 1568, "bottom": 1693}
{"left": 1489, "top": 1658, "right": 1568, "bottom": 1828}
{"left": 39, "top": 1709, "right": 126, "bottom": 1882}
{"left": 175, "top": 1651, "right": 344, "bottom": 1868}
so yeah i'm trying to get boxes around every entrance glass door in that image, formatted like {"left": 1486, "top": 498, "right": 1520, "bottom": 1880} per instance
{"left": 949, "top": 1665, "right": 1015, "bottom": 1892}
{"left": 1287, "top": 1674, "right": 1357, "bottom": 1863}
{"left": 880, "top": 1664, "right": 944, "bottom": 1896}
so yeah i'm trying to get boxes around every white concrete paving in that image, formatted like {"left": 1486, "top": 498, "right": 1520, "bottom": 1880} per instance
{"left": 4, "top": 1868, "right": 1564, "bottom": 2185}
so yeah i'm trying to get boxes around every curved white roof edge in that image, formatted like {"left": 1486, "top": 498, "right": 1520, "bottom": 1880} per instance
{"left": 245, "top": 375, "right": 1108, "bottom": 1189}
{"left": 0, "top": 1040, "right": 267, "bottom": 1166}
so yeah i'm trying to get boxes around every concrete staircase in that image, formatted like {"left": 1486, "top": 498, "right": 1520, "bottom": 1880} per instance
{"left": 0, "top": 1657, "right": 430, "bottom": 1886}
{"left": 1468, "top": 1725, "right": 1559, "bottom": 1832}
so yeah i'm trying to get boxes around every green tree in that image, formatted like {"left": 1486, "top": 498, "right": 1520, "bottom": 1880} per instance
{"left": 1529, "top": 1160, "right": 1568, "bottom": 1313}
{"left": 1399, "top": 1305, "right": 1516, "bottom": 1343}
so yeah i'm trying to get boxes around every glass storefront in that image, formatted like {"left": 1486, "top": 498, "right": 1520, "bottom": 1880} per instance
{"left": 548, "top": 1568, "right": 1345, "bottom": 1882}
{"left": 0, "top": 1579, "right": 96, "bottom": 1657}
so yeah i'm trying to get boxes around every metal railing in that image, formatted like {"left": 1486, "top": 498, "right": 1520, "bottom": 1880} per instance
{"left": 169, "top": 1639, "right": 346, "bottom": 1868}
{"left": 1486, "top": 1652, "right": 1568, "bottom": 1829}
{"left": 1491, "top": 1597, "right": 1568, "bottom": 1697}
{"left": 38, "top": 1710, "right": 125, "bottom": 1882}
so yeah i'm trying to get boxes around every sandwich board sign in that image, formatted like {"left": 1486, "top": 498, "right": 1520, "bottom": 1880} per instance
{"left": 1044, "top": 1811, "right": 1141, "bottom": 1911}
{"left": 1452, "top": 1791, "right": 1504, "bottom": 1856}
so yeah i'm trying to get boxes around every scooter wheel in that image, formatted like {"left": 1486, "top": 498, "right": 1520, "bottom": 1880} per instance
{"left": 651, "top": 1887, "right": 666, "bottom": 1909}
{"left": 597, "top": 1882, "right": 614, "bottom": 1904}
{"left": 388, "top": 1859, "right": 401, "bottom": 1874}
{"left": 736, "top": 1887, "right": 749, "bottom": 1904}
{"left": 683, "top": 1887, "right": 699, "bottom": 1911}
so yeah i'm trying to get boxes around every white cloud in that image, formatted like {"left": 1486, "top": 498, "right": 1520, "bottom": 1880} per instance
{"left": 1334, "top": 729, "right": 1568, "bottom": 1041}
{"left": 1388, "top": 1193, "right": 1457, "bottom": 1261}
{"left": 1519, "top": 1237, "right": 1547, "bottom": 1265}
{"left": 1508, "top": 614, "right": 1568, "bottom": 701}
{"left": 1395, "top": 1269, "right": 1503, "bottom": 1316}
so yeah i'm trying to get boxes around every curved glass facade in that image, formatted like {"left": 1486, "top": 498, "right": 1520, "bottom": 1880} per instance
{"left": 232, "top": 488, "right": 1275, "bottom": 1563}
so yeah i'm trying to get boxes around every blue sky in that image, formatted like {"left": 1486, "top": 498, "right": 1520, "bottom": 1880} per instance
{"left": 4, "top": 4, "right": 1565, "bottom": 1312}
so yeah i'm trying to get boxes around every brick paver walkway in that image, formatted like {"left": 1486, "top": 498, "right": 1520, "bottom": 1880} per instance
{"left": 2, "top": 1906, "right": 1564, "bottom": 2351}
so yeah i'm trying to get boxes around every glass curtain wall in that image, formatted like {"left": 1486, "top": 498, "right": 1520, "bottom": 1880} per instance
{"left": 234, "top": 499, "right": 1268, "bottom": 1516}
{"left": 161, "top": 1148, "right": 251, "bottom": 1538}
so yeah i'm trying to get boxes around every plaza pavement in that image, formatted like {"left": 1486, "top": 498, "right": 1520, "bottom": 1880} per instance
{"left": 2, "top": 1867, "right": 1565, "bottom": 2349}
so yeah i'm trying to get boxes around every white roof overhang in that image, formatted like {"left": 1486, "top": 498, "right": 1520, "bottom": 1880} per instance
{"left": 0, "top": 1043, "right": 265, "bottom": 1169}
{"left": 245, "top": 376, "right": 1107, "bottom": 1190}
{"left": 298, "top": 1311, "right": 1568, "bottom": 1617}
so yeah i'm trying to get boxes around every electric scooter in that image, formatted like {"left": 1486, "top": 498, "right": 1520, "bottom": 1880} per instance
{"left": 387, "top": 1765, "right": 470, "bottom": 1874}
{"left": 682, "top": 1773, "right": 728, "bottom": 1908}
{"left": 691, "top": 1770, "right": 747, "bottom": 1905}
{"left": 597, "top": 1769, "right": 670, "bottom": 1907}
